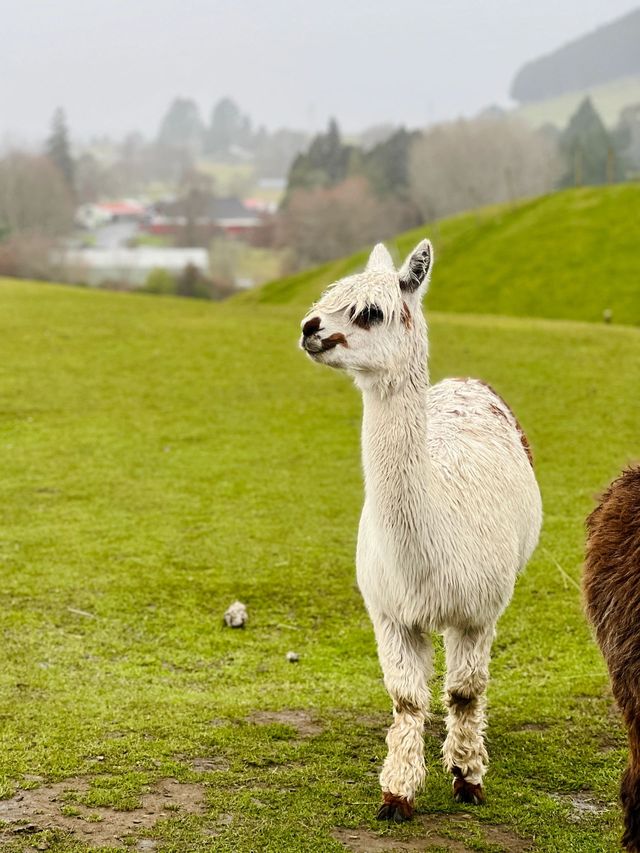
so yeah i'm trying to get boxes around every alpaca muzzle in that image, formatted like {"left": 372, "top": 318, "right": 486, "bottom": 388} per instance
{"left": 302, "top": 333, "right": 324, "bottom": 353}
{"left": 301, "top": 315, "right": 325, "bottom": 354}
{"left": 302, "top": 332, "right": 348, "bottom": 354}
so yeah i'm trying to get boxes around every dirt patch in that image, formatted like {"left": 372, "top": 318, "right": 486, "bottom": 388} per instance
{"left": 333, "top": 812, "right": 533, "bottom": 852}
{"left": 481, "top": 823, "right": 534, "bottom": 851}
{"left": 517, "top": 722, "right": 549, "bottom": 732}
{"left": 0, "top": 776, "right": 206, "bottom": 848}
{"left": 551, "top": 791, "right": 609, "bottom": 822}
{"left": 334, "top": 824, "right": 460, "bottom": 852}
{"left": 598, "top": 733, "right": 625, "bottom": 753}
{"left": 248, "top": 709, "right": 324, "bottom": 737}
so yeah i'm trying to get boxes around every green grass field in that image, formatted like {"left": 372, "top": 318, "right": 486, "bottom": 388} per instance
{"left": 0, "top": 195, "right": 639, "bottom": 851}
{"left": 242, "top": 185, "right": 640, "bottom": 327}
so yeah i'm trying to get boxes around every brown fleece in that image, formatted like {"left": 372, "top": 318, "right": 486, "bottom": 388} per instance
{"left": 584, "top": 466, "right": 640, "bottom": 851}
{"left": 478, "top": 379, "right": 534, "bottom": 468}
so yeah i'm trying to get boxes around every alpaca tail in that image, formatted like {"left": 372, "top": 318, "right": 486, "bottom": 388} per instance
{"left": 622, "top": 720, "right": 640, "bottom": 851}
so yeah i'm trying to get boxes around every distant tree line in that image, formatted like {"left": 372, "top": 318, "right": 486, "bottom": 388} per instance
{"left": 2, "top": 91, "right": 640, "bottom": 285}
{"left": 155, "top": 95, "right": 309, "bottom": 180}
{"left": 278, "top": 120, "right": 423, "bottom": 268}
{"left": 279, "top": 96, "right": 640, "bottom": 270}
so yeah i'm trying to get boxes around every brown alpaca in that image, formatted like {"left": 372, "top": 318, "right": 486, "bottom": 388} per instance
{"left": 584, "top": 466, "right": 640, "bottom": 851}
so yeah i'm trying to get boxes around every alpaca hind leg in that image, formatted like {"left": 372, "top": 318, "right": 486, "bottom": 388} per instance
{"left": 442, "top": 624, "right": 494, "bottom": 804}
{"left": 373, "top": 617, "right": 433, "bottom": 822}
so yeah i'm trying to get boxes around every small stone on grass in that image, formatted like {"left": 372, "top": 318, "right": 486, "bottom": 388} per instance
{"left": 223, "top": 601, "right": 248, "bottom": 628}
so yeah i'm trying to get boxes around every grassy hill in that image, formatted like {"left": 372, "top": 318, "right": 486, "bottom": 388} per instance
{"left": 0, "top": 274, "right": 639, "bottom": 851}
{"left": 243, "top": 185, "right": 640, "bottom": 326}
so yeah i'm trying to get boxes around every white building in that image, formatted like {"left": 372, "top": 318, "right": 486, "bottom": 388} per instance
{"left": 51, "top": 247, "right": 209, "bottom": 288}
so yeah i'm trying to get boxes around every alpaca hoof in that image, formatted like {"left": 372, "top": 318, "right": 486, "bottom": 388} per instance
{"left": 376, "top": 793, "right": 414, "bottom": 822}
{"left": 453, "top": 777, "right": 485, "bottom": 805}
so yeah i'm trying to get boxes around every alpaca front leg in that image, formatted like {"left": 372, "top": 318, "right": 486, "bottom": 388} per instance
{"left": 442, "top": 625, "right": 494, "bottom": 804}
{"left": 373, "top": 617, "right": 432, "bottom": 822}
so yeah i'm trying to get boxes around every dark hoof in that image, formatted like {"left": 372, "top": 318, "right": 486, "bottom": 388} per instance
{"left": 376, "top": 793, "right": 414, "bottom": 822}
{"left": 453, "top": 777, "right": 485, "bottom": 805}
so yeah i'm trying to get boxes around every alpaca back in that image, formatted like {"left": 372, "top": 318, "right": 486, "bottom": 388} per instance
{"left": 584, "top": 466, "right": 640, "bottom": 850}
{"left": 358, "top": 378, "right": 541, "bottom": 632}
{"left": 426, "top": 379, "right": 541, "bottom": 573}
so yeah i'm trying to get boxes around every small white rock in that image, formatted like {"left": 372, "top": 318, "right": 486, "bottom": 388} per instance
{"left": 286, "top": 651, "right": 300, "bottom": 663}
{"left": 224, "top": 600, "right": 248, "bottom": 628}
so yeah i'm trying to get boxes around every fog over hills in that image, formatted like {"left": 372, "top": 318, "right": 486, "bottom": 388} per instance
{"left": 1, "top": 0, "right": 637, "bottom": 140}
{"left": 512, "top": 7, "right": 640, "bottom": 103}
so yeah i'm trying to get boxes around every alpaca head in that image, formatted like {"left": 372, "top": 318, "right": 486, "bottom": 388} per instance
{"left": 300, "top": 239, "right": 433, "bottom": 391}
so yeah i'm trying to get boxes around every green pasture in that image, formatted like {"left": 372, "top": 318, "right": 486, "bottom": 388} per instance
{"left": 0, "top": 215, "right": 639, "bottom": 851}
{"left": 243, "top": 184, "right": 640, "bottom": 327}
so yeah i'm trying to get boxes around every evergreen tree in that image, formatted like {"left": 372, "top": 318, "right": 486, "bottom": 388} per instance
{"left": 614, "top": 104, "right": 640, "bottom": 175}
{"left": 361, "top": 128, "right": 419, "bottom": 197}
{"left": 559, "top": 97, "right": 620, "bottom": 186}
{"left": 285, "top": 119, "right": 353, "bottom": 197}
{"left": 46, "top": 108, "right": 74, "bottom": 193}
{"left": 206, "top": 97, "right": 252, "bottom": 155}
{"left": 157, "top": 97, "right": 204, "bottom": 154}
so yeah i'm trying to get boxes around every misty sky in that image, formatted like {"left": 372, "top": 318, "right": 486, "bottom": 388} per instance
{"left": 2, "top": 0, "right": 638, "bottom": 142}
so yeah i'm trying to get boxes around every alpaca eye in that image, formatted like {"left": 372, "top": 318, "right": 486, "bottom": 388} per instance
{"left": 352, "top": 305, "right": 384, "bottom": 329}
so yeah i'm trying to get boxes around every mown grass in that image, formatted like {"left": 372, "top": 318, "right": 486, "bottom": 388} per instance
{"left": 241, "top": 184, "right": 640, "bottom": 327}
{"left": 0, "top": 274, "right": 639, "bottom": 851}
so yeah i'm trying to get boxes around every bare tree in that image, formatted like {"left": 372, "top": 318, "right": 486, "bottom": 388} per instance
{"left": 0, "top": 152, "right": 74, "bottom": 278}
{"left": 278, "top": 177, "right": 413, "bottom": 270}
{"left": 409, "top": 116, "right": 561, "bottom": 222}
{"left": 0, "top": 151, "right": 73, "bottom": 237}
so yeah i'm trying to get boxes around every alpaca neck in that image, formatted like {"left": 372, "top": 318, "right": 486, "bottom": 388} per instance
{"left": 360, "top": 353, "right": 432, "bottom": 528}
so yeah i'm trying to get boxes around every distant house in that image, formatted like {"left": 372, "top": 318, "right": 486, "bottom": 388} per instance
{"left": 75, "top": 200, "right": 146, "bottom": 230}
{"left": 145, "top": 195, "right": 262, "bottom": 239}
{"left": 51, "top": 247, "right": 209, "bottom": 287}
{"left": 244, "top": 197, "right": 278, "bottom": 215}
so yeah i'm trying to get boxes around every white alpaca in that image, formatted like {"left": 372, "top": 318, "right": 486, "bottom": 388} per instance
{"left": 300, "top": 240, "right": 542, "bottom": 821}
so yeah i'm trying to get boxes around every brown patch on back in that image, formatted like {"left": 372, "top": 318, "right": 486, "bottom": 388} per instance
{"left": 478, "top": 380, "right": 534, "bottom": 468}
{"left": 400, "top": 301, "right": 412, "bottom": 329}
{"left": 489, "top": 402, "right": 508, "bottom": 422}
{"left": 0, "top": 777, "right": 205, "bottom": 848}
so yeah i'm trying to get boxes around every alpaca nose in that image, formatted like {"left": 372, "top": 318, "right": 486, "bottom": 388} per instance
{"left": 302, "top": 317, "right": 322, "bottom": 338}
{"left": 301, "top": 316, "right": 324, "bottom": 353}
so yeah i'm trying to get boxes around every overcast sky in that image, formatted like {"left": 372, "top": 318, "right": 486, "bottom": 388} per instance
{"left": 2, "top": 0, "right": 638, "bottom": 143}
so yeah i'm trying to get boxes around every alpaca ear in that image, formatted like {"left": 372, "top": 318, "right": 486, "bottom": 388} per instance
{"left": 366, "top": 242, "right": 394, "bottom": 271}
{"left": 399, "top": 239, "right": 433, "bottom": 294}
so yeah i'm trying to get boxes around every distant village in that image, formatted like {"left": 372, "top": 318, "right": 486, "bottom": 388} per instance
{"left": 2, "top": 7, "right": 640, "bottom": 300}
{"left": 64, "top": 185, "right": 282, "bottom": 290}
